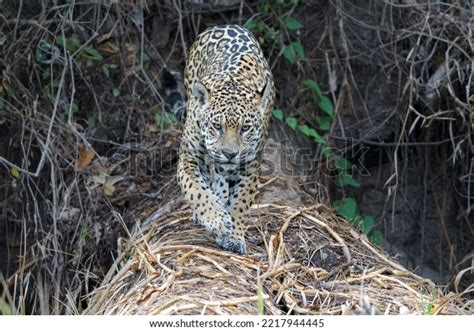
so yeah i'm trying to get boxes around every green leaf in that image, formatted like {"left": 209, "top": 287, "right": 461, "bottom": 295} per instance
{"left": 333, "top": 197, "right": 359, "bottom": 221}
{"left": 304, "top": 79, "right": 322, "bottom": 100}
{"left": 285, "top": 117, "right": 298, "bottom": 129}
{"left": 56, "top": 36, "right": 80, "bottom": 53}
{"left": 0, "top": 297, "right": 12, "bottom": 315}
{"left": 369, "top": 230, "right": 383, "bottom": 245}
{"left": 334, "top": 156, "right": 352, "bottom": 170}
{"left": 0, "top": 98, "right": 4, "bottom": 110}
{"left": 361, "top": 215, "right": 374, "bottom": 234}
{"left": 142, "top": 52, "right": 150, "bottom": 63}
{"left": 317, "top": 115, "right": 332, "bottom": 131}
{"left": 272, "top": 108, "right": 284, "bottom": 121}
{"left": 284, "top": 16, "right": 303, "bottom": 30}
{"left": 307, "top": 128, "right": 325, "bottom": 144}
{"left": 102, "top": 63, "right": 118, "bottom": 77}
{"left": 71, "top": 102, "right": 79, "bottom": 114}
{"left": 112, "top": 88, "right": 120, "bottom": 97}
{"left": 322, "top": 146, "right": 332, "bottom": 157}
{"left": 155, "top": 111, "right": 178, "bottom": 130}
{"left": 81, "top": 47, "right": 103, "bottom": 61}
{"left": 291, "top": 42, "right": 305, "bottom": 59}
{"left": 318, "top": 96, "right": 334, "bottom": 117}
{"left": 283, "top": 45, "right": 296, "bottom": 64}
{"left": 35, "top": 48, "right": 45, "bottom": 62}
{"left": 41, "top": 70, "right": 50, "bottom": 80}
{"left": 298, "top": 124, "right": 311, "bottom": 136}
{"left": 245, "top": 19, "right": 257, "bottom": 31}
{"left": 265, "top": 27, "right": 280, "bottom": 41}
{"left": 259, "top": 2, "right": 269, "bottom": 12}
{"left": 339, "top": 171, "right": 360, "bottom": 188}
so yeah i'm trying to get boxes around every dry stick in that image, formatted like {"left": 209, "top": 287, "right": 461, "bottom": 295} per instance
{"left": 195, "top": 253, "right": 233, "bottom": 276}
{"left": 0, "top": 61, "right": 67, "bottom": 176}
{"left": 354, "top": 233, "right": 431, "bottom": 282}
{"left": 376, "top": 274, "right": 428, "bottom": 299}
{"left": 151, "top": 245, "right": 257, "bottom": 263}
{"left": 83, "top": 257, "right": 135, "bottom": 314}
{"left": 5, "top": 258, "right": 41, "bottom": 287}
{"left": 153, "top": 295, "right": 269, "bottom": 315}
{"left": 259, "top": 263, "right": 303, "bottom": 280}
{"left": 323, "top": 268, "right": 387, "bottom": 286}
{"left": 174, "top": 0, "right": 188, "bottom": 56}
{"left": 301, "top": 212, "right": 352, "bottom": 264}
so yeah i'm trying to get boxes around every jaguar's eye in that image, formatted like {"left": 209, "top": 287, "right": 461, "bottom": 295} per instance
{"left": 213, "top": 122, "right": 222, "bottom": 130}
{"left": 241, "top": 125, "right": 251, "bottom": 132}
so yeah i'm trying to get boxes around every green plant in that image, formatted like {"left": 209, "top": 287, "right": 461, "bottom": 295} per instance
{"left": 332, "top": 198, "right": 382, "bottom": 244}
{"left": 420, "top": 293, "right": 437, "bottom": 315}
{"left": 245, "top": 0, "right": 304, "bottom": 65}
{"left": 246, "top": 1, "right": 382, "bottom": 244}
{"left": 273, "top": 79, "right": 382, "bottom": 244}
{"left": 155, "top": 111, "right": 178, "bottom": 130}
{"left": 0, "top": 298, "right": 12, "bottom": 315}
{"left": 102, "top": 63, "right": 118, "bottom": 77}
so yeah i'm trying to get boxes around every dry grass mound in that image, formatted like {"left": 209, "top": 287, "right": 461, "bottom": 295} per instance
{"left": 83, "top": 139, "right": 471, "bottom": 315}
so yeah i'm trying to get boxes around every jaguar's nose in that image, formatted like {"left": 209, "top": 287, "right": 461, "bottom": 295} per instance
{"left": 222, "top": 149, "right": 237, "bottom": 161}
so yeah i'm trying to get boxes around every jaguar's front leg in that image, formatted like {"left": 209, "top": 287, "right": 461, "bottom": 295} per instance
{"left": 177, "top": 152, "right": 233, "bottom": 238}
{"left": 217, "top": 163, "right": 259, "bottom": 254}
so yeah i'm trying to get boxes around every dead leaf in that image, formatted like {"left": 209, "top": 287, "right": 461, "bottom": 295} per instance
{"left": 99, "top": 41, "right": 119, "bottom": 55}
{"left": 75, "top": 149, "right": 95, "bottom": 171}
{"left": 148, "top": 123, "right": 159, "bottom": 133}
{"left": 103, "top": 183, "right": 116, "bottom": 196}
{"left": 97, "top": 20, "right": 119, "bottom": 43}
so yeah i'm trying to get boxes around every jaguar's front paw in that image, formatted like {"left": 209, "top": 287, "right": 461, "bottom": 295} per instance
{"left": 199, "top": 209, "right": 233, "bottom": 238}
{"left": 216, "top": 235, "right": 247, "bottom": 255}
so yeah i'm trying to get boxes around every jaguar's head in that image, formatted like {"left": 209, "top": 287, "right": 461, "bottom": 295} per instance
{"left": 192, "top": 78, "right": 272, "bottom": 165}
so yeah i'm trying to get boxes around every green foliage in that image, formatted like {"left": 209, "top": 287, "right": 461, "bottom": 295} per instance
{"left": 332, "top": 198, "right": 381, "bottom": 240}
{"left": 81, "top": 47, "right": 103, "bottom": 61}
{"left": 283, "top": 42, "right": 305, "bottom": 64}
{"left": 285, "top": 116, "right": 298, "bottom": 129}
{"left": 333, "top": 197, "right": 358, "bottom": 221}
{"left": 338, "top": 170, "right": 360, "bottom": 188}
{"left": 101, "top": 63, "right": 118, "bottom": 77}
{"left": 112, "top": 88, "right": 120, "bottom": 97}
{"left": 155, "top": 111, "right": 178, "bottom": 130}
{"left": 274, "top": 74, "right": 381, "bottom": 244}
{"left": 56, "top": 35, "right": 80, "bottom": 53}
{"left": 316, "top": 115, "right": 331, "bottom": 131}
{"left": 421, "top": 293, "right": 437, "bottom": 315}
{"left": 55, "top": 36, "right": 103, "bottom": 61}
{"left": 139, "top": 52, "right": 151, "bottom": 71}
{"left": 304, "top": 79, "right": 323, "bottom": 100}
{"left": 0, "top": 298, "right": 12, "bottom": 315}
{"left": 318, "top": 96, "right": 334, "bottom": 117}
{"left": 244, "top": 1, "right": 304, "bottom": 64}
{"left": 284, "top": 16, "right": 303, "bottom": 30}
{"left": 272, "top": 108, "right": 284, "bottom": 120}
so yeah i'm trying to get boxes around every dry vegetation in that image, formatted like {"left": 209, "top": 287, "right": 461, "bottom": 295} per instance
{"left": 0, "top": 0, "right": 472, "bottom": 315}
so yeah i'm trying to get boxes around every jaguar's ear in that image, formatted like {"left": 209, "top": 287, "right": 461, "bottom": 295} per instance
{"left": 257, "top": 80, "right": 272, "bottom": 115}
{"left": 191, "top": 81, "right": 210, "bottom": 107}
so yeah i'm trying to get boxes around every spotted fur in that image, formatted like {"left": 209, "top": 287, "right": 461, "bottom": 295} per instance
{"left": 172, "top": 25, "right": 275, "bottom": 254}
